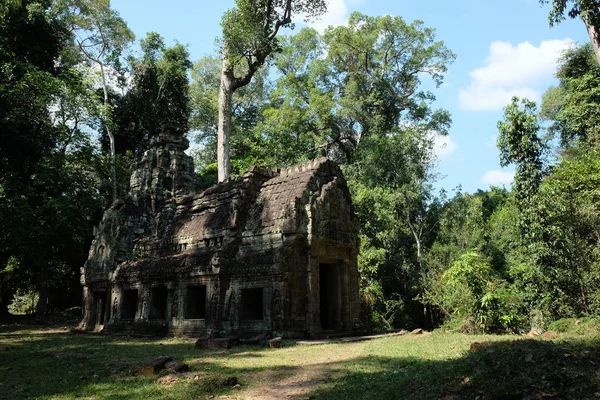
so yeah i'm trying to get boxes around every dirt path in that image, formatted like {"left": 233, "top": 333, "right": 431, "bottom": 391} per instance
{"left": 217, "top": 344, "right": 365, "bottom": 400}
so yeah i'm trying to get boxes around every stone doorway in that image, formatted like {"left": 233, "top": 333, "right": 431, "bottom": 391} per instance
{"left": 92, "top": 291, "right": 107, "bottom": 327}
{"left": 319, "top": 263, "right": 342, "bottom": 331}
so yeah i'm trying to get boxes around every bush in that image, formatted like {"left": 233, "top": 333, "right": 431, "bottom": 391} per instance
{"left": 358, "top": 283, "right": 404, "bottom": 332}
{"left": 8, "top": 290, "right": 38, "bottom": 315}
{"left": 548, "top": 317, "right": 600, "bottom": 335}
{"left": 437, "top": 251, "right": 527, "bottom": 333}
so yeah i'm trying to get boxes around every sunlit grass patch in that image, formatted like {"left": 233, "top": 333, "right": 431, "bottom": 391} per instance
{"left": 1, "top": 324, "right": 599, "bottom": 400}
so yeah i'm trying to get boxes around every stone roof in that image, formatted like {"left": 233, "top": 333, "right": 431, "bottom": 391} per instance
{"left": 85, "top": 157, "right": 354, "bottom": 284}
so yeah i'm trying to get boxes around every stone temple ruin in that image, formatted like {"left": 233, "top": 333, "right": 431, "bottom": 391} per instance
{"left": 80, "top": 131, "right": 360, "bottom": 338}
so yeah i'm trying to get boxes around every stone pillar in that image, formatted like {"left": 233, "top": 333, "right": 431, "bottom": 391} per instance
{"left": 341, "top": 260, "right": 350, "bottom": 331}
{"left": 81, "top": 286, "right": 93, "bottom": 330}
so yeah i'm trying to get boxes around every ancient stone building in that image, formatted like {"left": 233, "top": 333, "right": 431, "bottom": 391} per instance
{"left": 81, "top": 132, "right": 359, "bottom": 338}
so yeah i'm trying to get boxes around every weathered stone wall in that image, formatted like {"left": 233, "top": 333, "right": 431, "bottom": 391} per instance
{"left": 81, "top": 134, "right": 359, "bottom": 338}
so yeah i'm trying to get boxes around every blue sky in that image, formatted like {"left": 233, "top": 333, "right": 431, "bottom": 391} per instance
{"left": 111, "top": 0, "right": 588, "bottom": 193}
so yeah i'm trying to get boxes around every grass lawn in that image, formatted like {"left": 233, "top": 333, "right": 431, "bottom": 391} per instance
{"left": 1, "top": 319, "right": 599, "bottom": 400}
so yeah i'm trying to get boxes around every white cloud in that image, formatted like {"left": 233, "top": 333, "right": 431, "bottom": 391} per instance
{"left": 482, "top": 170, "right": 515, "bottom": 186}
{"left": 308, "top": 0, "right": 352, "bottom": 32}
{"left": 459, "top": 39, "right": 575, "bottom": 111}
{"left": 433, "top": 134, "right": 457, "bottom": 160}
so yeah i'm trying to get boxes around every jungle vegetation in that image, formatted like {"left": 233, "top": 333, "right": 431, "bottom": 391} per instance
{"left": 2, "top": 0, "right": 600, "bottom": 335}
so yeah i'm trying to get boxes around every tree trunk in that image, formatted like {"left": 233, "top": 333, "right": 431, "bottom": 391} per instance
{"left": 99, "top": 62, "right": 118, "bottom": 203}
{"left": 217, "top": 58, "right": 234, "bottom": 182}
{"left": 106, "top": 125, "right": 117, "bottom": 203}
{"left": 583, "top": 14, "right": 600, "bottom": 67}
{"left": 35, "top": 265, "right": 49, "bottom": 316}
{"left": 0, "top": 279, "right": 13, "bottom": 320}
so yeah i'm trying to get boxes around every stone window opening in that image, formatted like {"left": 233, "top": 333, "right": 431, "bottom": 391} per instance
{"left": 184, "top": 285, "right": 207, "bottom": 319}
{"left": 240, "top": 288, "right": 264, "bottom": 320}
{"left": 121, "top": 289, "right": 138, "bottom": 320}
{"left": 149, "top": 287, "right": 168, "bottom": 320}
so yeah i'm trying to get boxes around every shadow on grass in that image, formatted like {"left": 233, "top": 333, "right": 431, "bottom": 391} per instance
{"left": 1, "top": 324, "right": 600, "bottom": 400}
{"left": 0, "top": 328, "right": 268, "bottom": 400}
{"left": 306, "top": 339, "right": 600, "bottom": 400}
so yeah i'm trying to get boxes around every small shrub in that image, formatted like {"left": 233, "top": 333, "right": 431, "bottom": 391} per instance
{"left": 8, "top": 290, "right": 38, "bottom": 315}
{"left": 548, "top": 317, "right": 600, "bottom": 335}
{"left": 358, "top": 283, "right": 403, "bottom": 332}
{"left": 437, "top": 251, "right": 528, "bottom": 333}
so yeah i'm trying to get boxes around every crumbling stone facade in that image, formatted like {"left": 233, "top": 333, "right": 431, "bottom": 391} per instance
{"left": 81, "top": 132, "right": 359, "bottom": 338}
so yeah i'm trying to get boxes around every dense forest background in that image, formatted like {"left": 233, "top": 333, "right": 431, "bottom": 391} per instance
{"left": 2, "top": 0, "right": 600, "bottom": 334}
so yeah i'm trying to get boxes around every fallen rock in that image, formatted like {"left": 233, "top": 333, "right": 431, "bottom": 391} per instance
{"left": 221, "top": 376, "right": 239, "bottom": 387}
{"left": 149, "top": 356, "right": 174, "bottom": 373}
{"left": 157, "top": 374, "right": 181, "bottom": 386}
{"left": 267, "top": 337, "right": 283, "bottom": 348}
{"left": 138, "top": 366, "right": 155, "bottom": 377}
{"left": 195, "top": 337, "right": 237, "bottom": 349}
{"left": 526, "top": 328, "right": 542, "bottom": 337}
{"left": 543, "top": 331, "right": 558, "bottom": 340}
{"left": 165, "top": 360, "right": 189, "bottom": 373}
{"left": 239, "top": 333, "right": 270, "bottom": 345}
{"left": 411, "top": 328, "right": 423, "bottom": 335}
{"left": 470, "top": 341, "right": 494, "bottom": 351}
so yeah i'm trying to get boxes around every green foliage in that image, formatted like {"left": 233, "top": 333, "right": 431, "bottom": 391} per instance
{"left": 7, "top": 290, "right": 38, "bottom": 315}
{"left": 534, "top": 148, "right": 600, "bottom": 316}
{"left": 348, "top": 129, "right": 446, "bottom": 328}
{"left": 359, "top": 283, "right": 404, "bottom": 332}
{"left": 0, "top": 0, "right": 190, "bottom": 316}
{"left": 436, "top": 252, "right": 524, "bottom": 333}
{"left": 541, "top": 0, "right": 600, "bottom": 30}
{"left": 0, "top": 0, "right": 107, "bottom": 315}
{"left": 497, "top": 97, "right": 547, "bottom": 245}
{"left": 221, "top": 0, "right": 326, "bottom": 65}
{"left": 497, "top": 97, "right": 544, "bottom": 203}
{"left": 541, "top": 44, "right": 600, "bottom": 147}
{"left": 189, "top": 55, "right": 271, "bottom": 170}
{"left": 547, "top": 317, "right": 600, "bottom": 334}
{"left": 111, "top": 32, "right": 192, "bottom": 157}
{"left": 263, "top": 15, "right": 455, "bottom": 164}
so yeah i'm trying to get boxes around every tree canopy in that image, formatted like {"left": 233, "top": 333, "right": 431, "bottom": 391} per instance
{"left": 3, "top": 1, "right": 600, "bottom": 336}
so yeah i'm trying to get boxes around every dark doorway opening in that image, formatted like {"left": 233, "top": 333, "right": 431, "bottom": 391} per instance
{"left": 184, "top": 285, "right": 206, "bottom": 319}
{"left": 320, "top": 263, "right": 341, "bottom": 330}
{"left": 241, "top": 288, "right": 263, "bottom": 320}
{"left": 121, "top": 289, "right": 138, "bottom": 320}
{"left": 92, "top": 291, "right": 107, "bottom": 326}
{"left": 149, "top": 287, "right": 168, "bottom": 320}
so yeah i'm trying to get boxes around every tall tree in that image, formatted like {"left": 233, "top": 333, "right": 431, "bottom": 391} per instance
{"left": 217, "top": 0, "right": 326, "bottom": 181}
{"left": 260, "top": 15, "right": 454, "bottom": 165}
{"left": 541, "top": 44, "right": 600, "bottom": 147}
{"left": 0, "top": 0, "right": 69, "bottom": 317}
{"left": 0, "top": 0, "right": 105, "bottom": 316}
{"left": 61, "top": 0, "right": 134, "bottom": 202}
{"left": 189, "top": 54, "right": 270, "bottom": 176}
{"left": 497, "top": 97, "right": 546, "bottom": 241}
{"left": 540, "top": 0, "right": 600, "bottom": 65}
{"left": 112, "top": 32, "right": 192, "bottom": 158}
